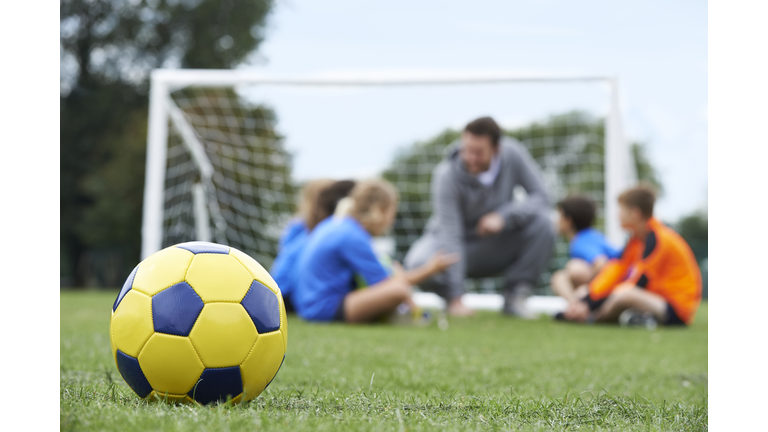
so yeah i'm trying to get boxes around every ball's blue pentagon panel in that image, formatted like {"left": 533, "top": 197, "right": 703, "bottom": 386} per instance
{"left": 175, "top": 241, "right": 230, "bottom": 255}
{"left": 116, "top": 349, "right": 153, "bottom": 398}
{"left": 188, "top": 366, "right": 243, "bottom": 405}
{"left": 113, "top": 265, "right": 139, "bottom": 312}
{"left": 152, "top": 282, "right": 205, "bottom": 336}
{"left": 241, "top": 280, "right": 281, "bottom": 333}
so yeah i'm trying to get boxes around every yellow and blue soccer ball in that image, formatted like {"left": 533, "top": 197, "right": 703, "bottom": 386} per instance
{"left": 109, "top": 241, "right": 287, "bottom": 404}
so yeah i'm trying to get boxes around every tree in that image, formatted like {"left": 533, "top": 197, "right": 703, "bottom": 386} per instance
{"left": 60, "top": 0, "right": 274, "bottom": 93}
{"left": 60, "top": 0, "right": 276, "bottom": 287}
{"left": 674, "top": 209, "right": 708, "bottom": 298}
{"left": 675, "top": 210, "right": 707, "bottom": 242}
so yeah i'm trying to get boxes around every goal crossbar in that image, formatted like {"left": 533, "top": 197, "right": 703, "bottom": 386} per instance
{"left": 151, "top": 69, "right": 612, "bottom": 89}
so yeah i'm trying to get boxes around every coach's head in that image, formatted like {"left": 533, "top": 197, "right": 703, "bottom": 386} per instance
{"left": 460, "top": 116, "right": 501, "bottom": 175}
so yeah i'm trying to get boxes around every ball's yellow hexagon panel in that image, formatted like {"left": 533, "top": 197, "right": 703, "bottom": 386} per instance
{"left": 132, "top": 247, "right": 195, "bottom": 297}
{"left": 185, "top": 254, "right": 254, "bottom": 303}
{"left": 240, "top": 331, "right": 285, "bottom": 402}
{"left": 229, "top": 248, "right": 280, "bottom": 295}
{"left": 188, "top": 303, "right": 258, "bottom": 368}
{"left": 138, "top": 333, "right": 205, "bottom": 395}
{"left": 110, "top": 290, "right": 154, "bottom": 358}
{"left": 109, "top": 312, "right": 117, "bottom": 366}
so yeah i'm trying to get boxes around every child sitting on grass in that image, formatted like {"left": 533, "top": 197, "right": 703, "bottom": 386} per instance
{"left": 561, "top": 185, "right": 702, "bottom": 327}
{"left": 294, "top": 179, "right": 458, "bottom": 324}
{"left": 550, "top": 195, "right": 621, "bottom": 305}
{"left": 271, "top": 179, "right": 355, "bottom": 312}
{"left": 277, "top": 178, "right": 334, "bottom": 252}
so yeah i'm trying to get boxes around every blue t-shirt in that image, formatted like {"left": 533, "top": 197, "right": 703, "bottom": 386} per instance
{"left": 270, "top": 219, "right": 309, "bottom": 299}
{"left": 294, "top": 216, "right": 389, "bottom": 321}
{"left": 278, "top": 218, "right": 307, "bottom": 251}
{"left": 569, "top": 228, "right": 622, "bottom": 264}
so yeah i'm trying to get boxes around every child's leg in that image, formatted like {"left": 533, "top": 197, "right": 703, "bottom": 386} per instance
{"left": 573, "top": 284, "right": 589, "bottom": 299}
{"left": 343, "top": 277, "right": 413, "bottom": 324}
{"left": 566, "top": 259, "right": 594, "bottom": 286}
{"left": 551, "top": 259, "right": 593, "bottom": 303}
{"left": 594, "top": 285, "right": 668, "bottom": 323}
{"left": 550, "top": 270, "right": 575, "bottom": 302}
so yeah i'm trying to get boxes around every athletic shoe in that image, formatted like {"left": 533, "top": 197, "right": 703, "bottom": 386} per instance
{"left": 619, "top": 309, "right": 658, "bottom": 330}
{"left": 385, "top": 303, "right": 435, "bottom": 326}
{"left": 502, "top": 284, "right": 536, "bottom": 319}
{"left": 447, "top": 301, "right": 475, "bottom": 317}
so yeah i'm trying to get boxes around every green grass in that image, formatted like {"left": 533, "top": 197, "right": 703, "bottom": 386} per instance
{"left": 61, "top": 291, "right": 707, "bottom": 431}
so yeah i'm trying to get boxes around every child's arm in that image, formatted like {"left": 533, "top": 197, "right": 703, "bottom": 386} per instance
{"left": 402, "top": 250, "right": 459, "bottom": 286}
{"left": 591, "top": 254, "right": 609, "bottom": 275}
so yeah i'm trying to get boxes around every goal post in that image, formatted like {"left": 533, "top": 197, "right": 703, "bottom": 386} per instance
{"left": 142, "top": 69, "right": 635, "bottom": 284}
{"left": 604, "top": 78, "right": 635, "bottom": 254}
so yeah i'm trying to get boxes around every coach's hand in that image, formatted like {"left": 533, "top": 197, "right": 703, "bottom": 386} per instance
{"left": 476, "top": 212, "right": 505, "bottom": 237}
{"left": 391, "top": 261, "right": 408, "bottom": 282}
{"left": 426, "top": 250, "right": 460, "bottom": 274}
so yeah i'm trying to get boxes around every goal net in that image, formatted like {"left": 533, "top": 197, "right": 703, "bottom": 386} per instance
{"left": 143, "top": 70, "right": 635, "bottom": 294}
{"left": 159, "top": 86, "right": 296, "bottom": 266}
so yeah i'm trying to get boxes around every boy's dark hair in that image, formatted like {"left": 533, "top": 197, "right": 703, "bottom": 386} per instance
{"left": 557, "top": 195, "right": 596, "bottom": 232}
{"left": 464, "top": 116, "right": 501, "bottom": 147}
{"left": 618, "top": 184, "right": 656, "bottom": 219}
{"left": 307, "top": 180, "right": 356, "bottom": 230}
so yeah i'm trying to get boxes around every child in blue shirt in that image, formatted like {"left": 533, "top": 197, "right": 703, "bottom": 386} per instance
{"left": 271, "top": 179, "right": 355, "bottom": 312}
{"left": 294, "top": 179, "right": 457, "bottom": 323}
{"left": 278, "top": 218, "right": 308, "bottom": 253}
{"left": 550, "top": 195, "right": 621, "bottom": 305}
{"left": 271, "top": 178, "right": 332, "bottom": 311}
{"left": 276, "top": 178, "right": 333, "bottom": 251}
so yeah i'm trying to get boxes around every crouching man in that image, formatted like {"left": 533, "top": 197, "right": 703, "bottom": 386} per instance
{"left": 404, "top": 116, "right": 555, "bottom": 318}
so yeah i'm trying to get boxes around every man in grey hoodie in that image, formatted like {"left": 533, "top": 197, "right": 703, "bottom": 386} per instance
{"left": 404, "top": 117, "right": 555, "bottom": 317}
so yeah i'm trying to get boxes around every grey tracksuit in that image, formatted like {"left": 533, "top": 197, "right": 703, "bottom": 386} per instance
{"left": 404, "top": 136, "right": 555, "bottom": 300}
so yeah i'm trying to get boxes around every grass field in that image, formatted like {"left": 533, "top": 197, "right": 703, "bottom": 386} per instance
{"left": 61, "top": 291, "right": 707, "bottom": 431}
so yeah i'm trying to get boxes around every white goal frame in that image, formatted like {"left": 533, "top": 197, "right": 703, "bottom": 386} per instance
{"left": 142, "top": 69, "right": 635, "bottom": 259}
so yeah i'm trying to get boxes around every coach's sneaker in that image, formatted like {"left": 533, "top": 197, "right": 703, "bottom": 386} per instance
{"left": 619, "top": 309, "right": 658, "bottom": 330}
{"left": 502, "top": 283, "right": 536, "bottom": 319}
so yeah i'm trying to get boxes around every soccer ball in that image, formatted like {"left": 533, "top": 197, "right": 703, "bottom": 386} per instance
{"left": 109, "top": 241, "right": 287, "bottom": 404}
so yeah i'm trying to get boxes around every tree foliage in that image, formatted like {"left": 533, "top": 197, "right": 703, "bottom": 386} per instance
{"left": 674, "top": 209, "right": 708, "bottom": 298}
{"left": 675, "top": 211, "right": 707, "bottom": 242}
{"left": 60, "top": 0, "right": 275, "bottom": 287}
{"left": 60, "top": 0, "right": 273, "bottom": 92}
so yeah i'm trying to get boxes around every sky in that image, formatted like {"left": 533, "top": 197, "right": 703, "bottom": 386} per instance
{"left": 236, "top": 0, "right": 707, "bottom": 222}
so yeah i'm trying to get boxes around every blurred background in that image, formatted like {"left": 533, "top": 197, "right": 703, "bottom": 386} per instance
{"left": 60, "top": 0, "right": 707, "bottom": 296}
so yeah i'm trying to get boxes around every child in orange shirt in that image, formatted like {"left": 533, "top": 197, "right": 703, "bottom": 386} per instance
{"left": 561, "top": 185, "right": 702, "bottom": 327}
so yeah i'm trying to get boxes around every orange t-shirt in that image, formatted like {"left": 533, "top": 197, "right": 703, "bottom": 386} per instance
{"left": 587, "top": 218, "right": 702, "bottom": 324}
